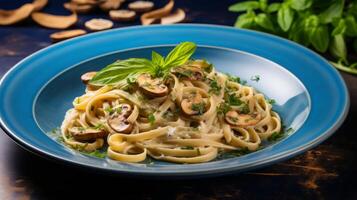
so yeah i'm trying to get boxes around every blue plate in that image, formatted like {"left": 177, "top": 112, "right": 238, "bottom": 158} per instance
{"left": 0, "top": 24, "right": 349, "bottom": 177}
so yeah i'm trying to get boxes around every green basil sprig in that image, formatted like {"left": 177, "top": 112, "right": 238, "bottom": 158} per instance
{"left": 90, "top": 42, "right": 196, "bottom": 86}
{"left": 229, "top": 0, "right": 357, "bottom": 75}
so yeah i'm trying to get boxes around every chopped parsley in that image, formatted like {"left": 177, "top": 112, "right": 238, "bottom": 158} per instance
{"left": 191, "top": 102, "right": 206, "bottom": 115}
{"left": 208, "top": 78, "right": 222, "bottom": 95}
{"left": 268, "top": 127, "right": 294, "bottom": 142}
{"left": 84, "top": 150, "right": 107, "bottom": 158}
{"left": 226, "top": 74, "right": 241, "bottom": 83}
{"left": 217, "top": 102, "right": 231, "bottom": 115}
{"left": 227, "top": 95, "right": 243, "bottom": 106}
{"left": 94, "top": 123, "right": 104, "bottom": 130}
{"left": 181, "top": 146, "right": 194, "bottom": 150}
{"left": 148, "top": 113, "right": 156, "bottom": 125}
{"left": 267, "top": 98, "right": 276, "bottom": 105}
{"left": 250, "top": 75, "right": 260, "bottom": 82}
{"left": 239, "top": 103, "right": 250, "bottom": 114}
{"left": 217, "top": 148, "right": 251, "bottom": 159}
{"left": 105, "top": 107, "right": 114, "bottom": 114}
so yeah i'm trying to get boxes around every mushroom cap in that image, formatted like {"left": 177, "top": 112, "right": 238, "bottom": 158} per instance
{"left": 69, "top": 127, "right": 107, "bottom": 141}
{"left": 173, "top": 66, "right": 204, "bottom": 81}
{"left": 109, "top": 9, "right": 136, "bottom": 21}
{"left": 81, "top": 71, "right": 97, "bottom": 84}
{"left": 107, "top": 115, "right": 133, "bottom": 134}
{"left": 116, "top": 103, "right": 132, "bottom": 117}
{"left": 180, "top": 92, "right": 208, "bottom": 115}
{"left": 85, "top": 18, "right": 113, "bottom": 31}
{"left": 137, "top": 74, "right": 168, "bottom": 97}
{"left": 225, "top": 110, "right": 261, "bottom": 127}
{"left": 128, "top": 1, "right": 154, "bottom": 12}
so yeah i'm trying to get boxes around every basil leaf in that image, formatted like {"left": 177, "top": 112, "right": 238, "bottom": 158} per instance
{"left": 319, "top": 0, "right": 344, "bottom": 24}
{"left": 163, "top": 42, "right": 196, "bottom": 69}
{"left": 259, "top": 0, "right": 268, "bottom": 11}
{"left": 277, "top": 4, "right": 294, "bottom": 32}
{"left": 229, "top": 1, "right": 260, "bottom": 12}
{"left": 332, "top": 19, "right": 346, "bottom": 36}
{"left": 267, "top": 3, "right": 281, "bottom": 13}
{"left": 290, "top": 0, "right": 312, "bottom": 11}
{"left": 309, "top": 25, "right": 330, "bottom": 53}
{"left": 254, "top": 13, "right": 275, "bottom": 32}
{"left": 90, "top": 58, "right": 154, "bottom": 85}
{"left": 289, "top": 17, "right": 310, "bottom": 46}
{"left": 234, "top": 10, "right": 256, "bottom": 29}
{"left": 329, "top": 34, "right": 347, "bottom": 62}
{"left": 152, "top": 51, "right": 164, "bottom": 66}
{"left": 345, "top": 15, "right": 357, "bottom": 37}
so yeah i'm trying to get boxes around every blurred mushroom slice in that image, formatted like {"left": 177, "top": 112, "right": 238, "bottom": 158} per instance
{"left": 85, "top": 18, "right": 113, "bottom": 31}
{"left": 225, "top": 110, "right": 262, "bottom": 127}
{"left": 140, "top": 0, "right": 174, "bottom": 25}
{"left": 161, "top": 8, "right": 185, "bottom": 24}
{"left": 50, "top": 29, "right": 87, "bottom": 42}
{"left": 128, "top": 1, "right": 154, "bottom": 12}
{"left": 109, "top": 10, "right": 136, "bottom": 21}
{"left": 64, "top": 2, "right": 94, "bottom": 14}
{"left": 31, "top": 12, "right": 78, "bottom": 29}
{"left": 33, "top": 0, "right": 48, "bottom": 11}
{"left": 99, "top": 0, "right": 122, "bottom": 11}
{"left": 71, "top": 0, "right": 102, "bottom": 5}
{"left": 0, "top": 4, "right": 34, "bottom": 25}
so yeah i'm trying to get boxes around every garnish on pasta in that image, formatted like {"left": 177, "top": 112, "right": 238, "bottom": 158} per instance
{"left": 60, "top": 42, "right": 282, "bottom": 163}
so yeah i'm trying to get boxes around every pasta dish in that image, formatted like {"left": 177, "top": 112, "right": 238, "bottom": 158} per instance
{"left": 61, "top": 42, "right": 281, "bottom": 163}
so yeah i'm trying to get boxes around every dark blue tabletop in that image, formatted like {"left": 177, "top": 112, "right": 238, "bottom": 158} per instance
{"left": 1, "top": 0, "right": 356, "bottom": 199}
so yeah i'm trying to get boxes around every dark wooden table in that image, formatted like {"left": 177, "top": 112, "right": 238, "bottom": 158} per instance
{"left": 1, "top": 0, "right": 356, "bottom": 199}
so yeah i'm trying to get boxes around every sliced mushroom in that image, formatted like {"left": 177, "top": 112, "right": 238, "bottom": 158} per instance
{"left": 115, "top": 103, "right": 132, "bottom": 117}
{"left": 99, "top": 0, "right": 122, "bottom": 11}
{"left": 128, "top": 1, "right": 154, "bottom": 12}
{"left": 69, "top": 127, "right": 107, "bottom": 141}
{"left": 225, "top": 110, "right": 261, "bottom": 127}
{"left": 81, "top": 71, "right": 97, "bottom": 84}
{"left": 160, "top": 8, "right": 185, "bottom": 24}
{"left": 181, "top": 92, "right": 208, "bottom": 115}
{"left": 0, "top": 4, "right": 34, "bottom": 25}
{"left": 137, "top": 74, "right": 168, "bottom": 97}
{"left": 85, "top": 18, "right": 113, "bottom": 31}
{"left": 140, "top": 0, "right": 174, "bottom": 25}
{"left": 64, "top": 2, "right": 94, "bottom": 14}
{"left": 33, "top": 0, "right": 48, "bottom": 11}
{"left": 50, "top": 29, "right": 87, "bottom": 42}
{"left": 173, "top": 66, "right": 204, "bottom": 81}
{"left": 71, "top": 0, "right": 101, "bottom": 5}
{"left": 108, "top": 115, "right": 133, "bottom": 134}
{"left": 31, "top": 12, "right": 77, "bottom": 29}
{"left": 109, "top": 10, "right": 136, "bottom": 21}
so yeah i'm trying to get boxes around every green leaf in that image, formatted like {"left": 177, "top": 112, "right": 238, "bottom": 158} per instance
{"left": 267, "top": 3, "right": 281, "bottom": 13}
{"left": 345, "top": 15, "right": 357, "bottom": 37}
{"left": 90, "top": 58, "right": 154, "bottom": 86}
{"left": 331, "top": 19, "right": 346, "bottom": 36}
{"left": 309, "top": 25, "right": 330, "bottom": 53}
{"left": 234, "top": 10, "right": 256, "bottom": 29}
{"left": 289, "top": 18, "right": 310, "bottom": 46}
{"left": 329, "top": 34, "right": 347, "bottom": 62}
{"left": 254, "top": 13, "right": 275, "bottom": 32}
{"left": 148, "top": 113, "right": 155, "bottom": 125}
{"left": 277, "top": 4, "right": 295, "bottom": 32}
{"left": 163, "top": 42, "right": 196, "bottom": 69}
{"left": 259, "top": 0, "right": 268, "bottom": 11}
{"left": 290, "top": 0, "right": 312, "bottom": 11}
{"left": 151, "top": 51, "right": 164, "bottom": 66}
{"left": 229, "top": 1, "right": 260, "bottom": 12}
{"left": 318, "top": 0, "right": 345, "bottom": 24}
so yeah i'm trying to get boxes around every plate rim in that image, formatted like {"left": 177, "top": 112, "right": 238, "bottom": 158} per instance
{"left": 0, "top": 24, "right": 350, "bottom": 176}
